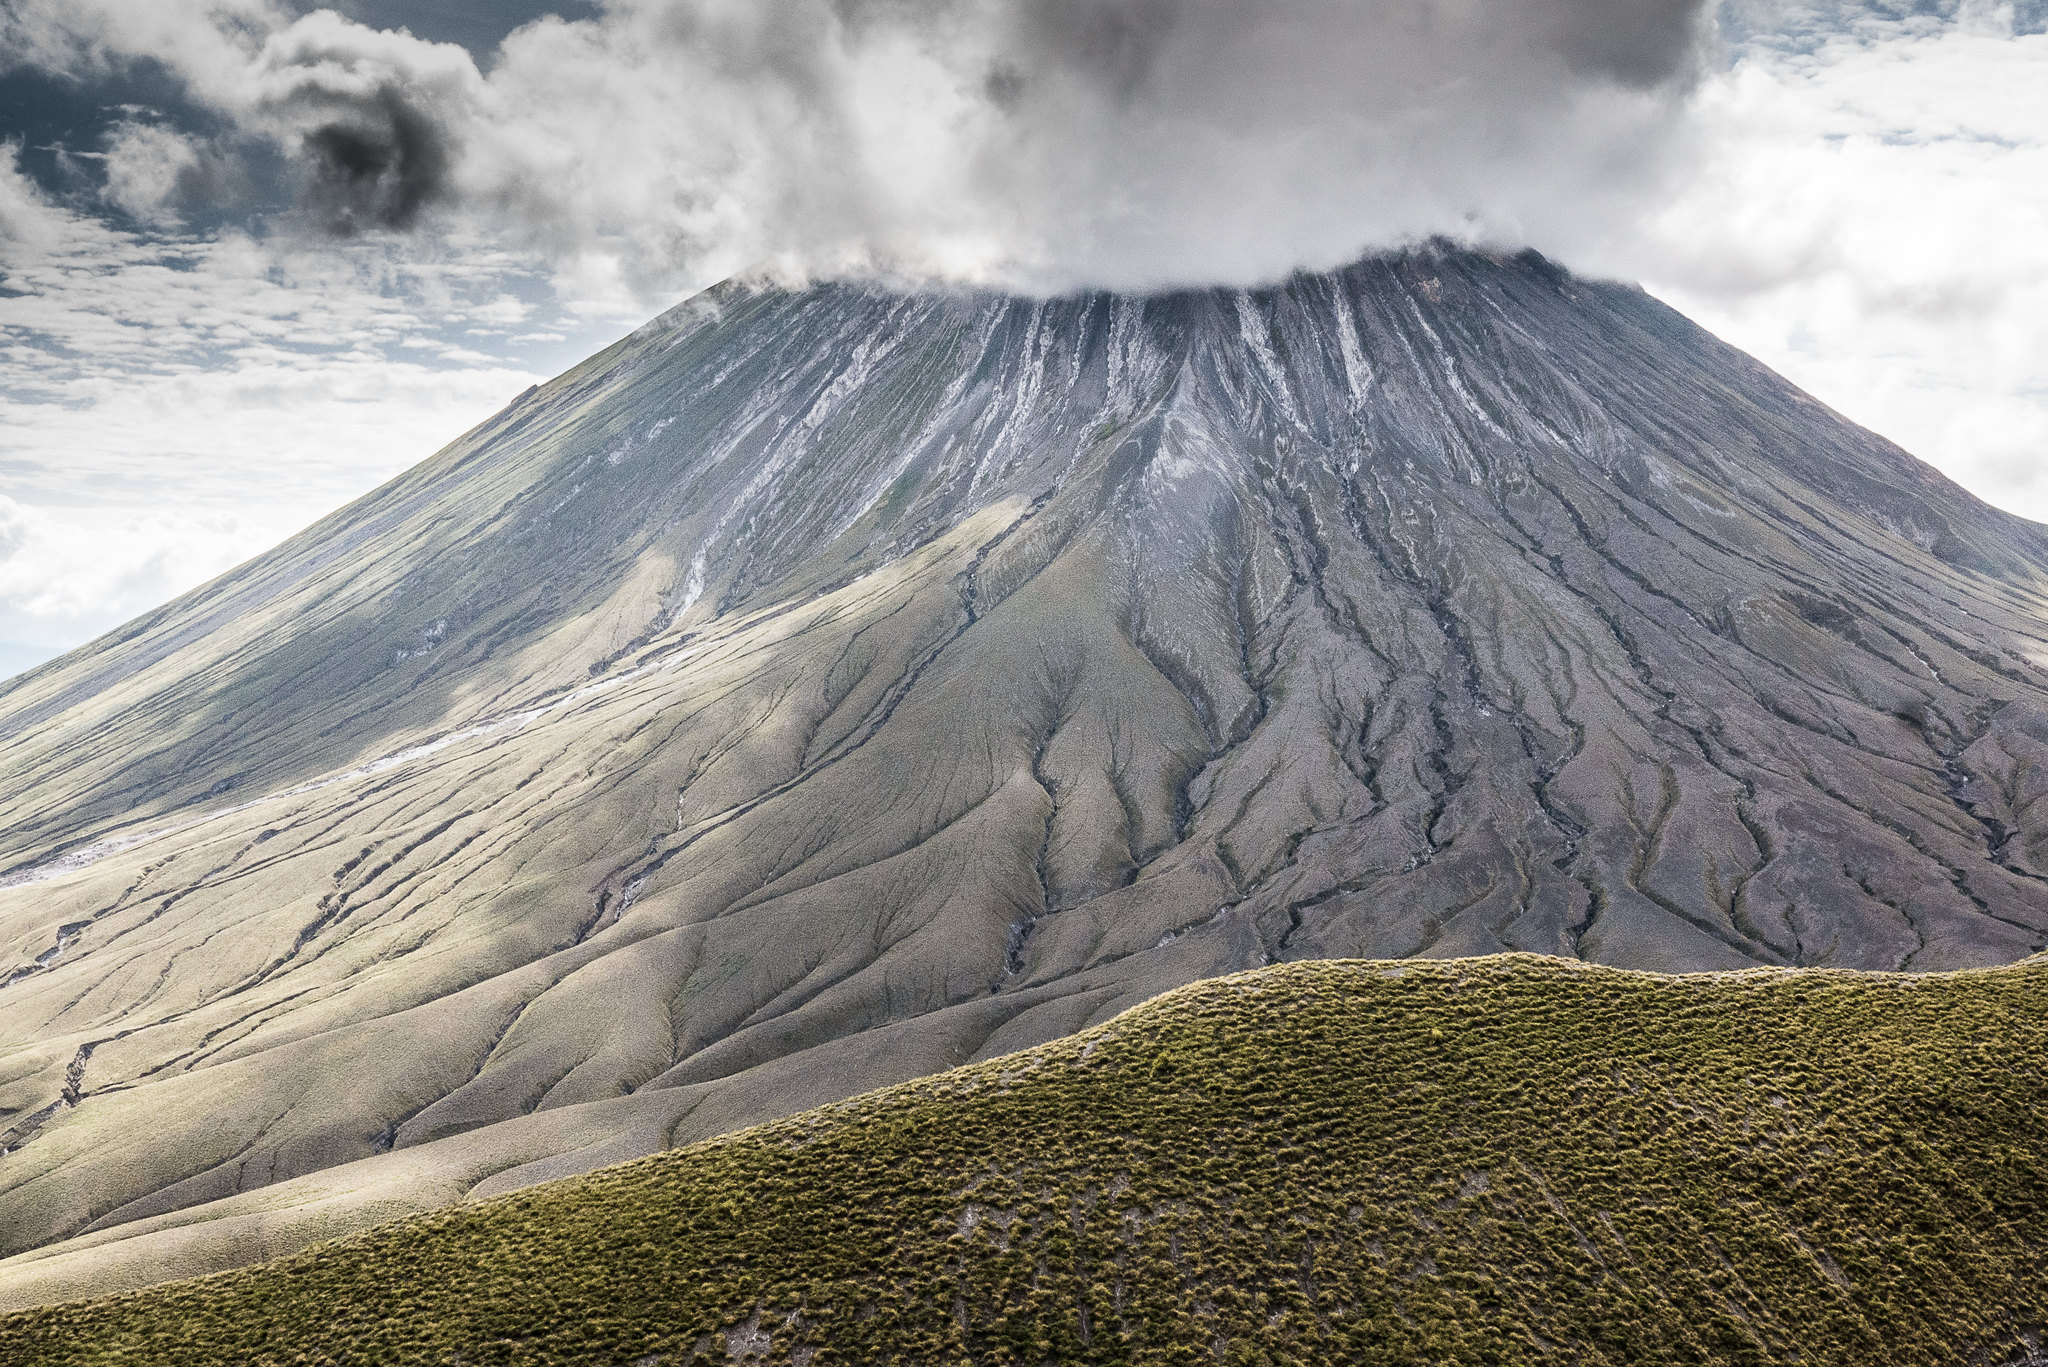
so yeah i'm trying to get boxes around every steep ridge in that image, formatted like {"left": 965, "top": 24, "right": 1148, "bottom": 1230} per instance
{"left": 4, "top": 954, "right": 2047, "bottom": 1365}
{"left": 5, "top": 246, "right": 2048, "bottom": 1298}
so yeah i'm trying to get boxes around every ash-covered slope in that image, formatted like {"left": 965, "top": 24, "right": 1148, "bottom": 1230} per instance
{"left": 5, "top": 246, "right": 2048, "bottom": 1300}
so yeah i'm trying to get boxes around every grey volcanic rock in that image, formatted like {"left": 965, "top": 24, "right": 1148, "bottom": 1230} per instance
{"left": 5, "top": 245, "right": 2048, "bottom": 1302}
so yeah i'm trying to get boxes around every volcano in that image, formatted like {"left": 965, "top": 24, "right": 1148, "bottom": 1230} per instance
{"left": 4, "top": 245, "right": 2048, "bottom": 1304}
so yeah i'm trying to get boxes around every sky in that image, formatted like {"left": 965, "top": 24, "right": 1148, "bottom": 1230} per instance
{"left": 0, "top": 0, "right": 2043, "bottom": 680}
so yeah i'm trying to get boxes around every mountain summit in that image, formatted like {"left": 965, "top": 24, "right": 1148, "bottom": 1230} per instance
{"left": 4, "top": 246, "right": 2048, "bottom": 1301}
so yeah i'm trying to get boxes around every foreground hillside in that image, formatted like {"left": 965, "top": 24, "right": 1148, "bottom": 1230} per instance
{"left": 3, "top": 954, "right": 2044, "bottom": 1366}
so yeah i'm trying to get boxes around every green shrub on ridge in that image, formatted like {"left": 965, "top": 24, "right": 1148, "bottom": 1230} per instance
{"left": 3, "top": 952, "right": 2046, "bottom": 1366}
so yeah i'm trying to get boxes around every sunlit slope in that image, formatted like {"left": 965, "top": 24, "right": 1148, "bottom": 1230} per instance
{"left": 7, "top": 248, "right": 2048, "bottom": 1298}
{"left": 4, "top": 954, "right": 2047, "bottom": 1367}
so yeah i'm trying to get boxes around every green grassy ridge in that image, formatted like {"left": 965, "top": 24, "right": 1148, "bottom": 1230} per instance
{"left": 4, "top": 952, "right": 2046, "bottom": 1366}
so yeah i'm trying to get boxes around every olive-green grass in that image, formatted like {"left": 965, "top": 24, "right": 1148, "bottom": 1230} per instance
{"left": 4, "top": 952, "right": 2045, "bottom": 1366}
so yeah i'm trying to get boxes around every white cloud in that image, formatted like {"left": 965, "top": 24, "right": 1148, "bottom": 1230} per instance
{"left": 98, "top": 122, "right": 205, "bottom": 222}
{"left": 0, "top": 493, "right": 280, "bottom": 643}
{"left": 1611, "top": 4, "right": 2048, "bottom": 519}
{"left": 6, "top": 0, "right": 1717, "bottom": 301}
{"left": 0, "top": 0, "right": 280, "bottom": 88}
{"left": 0, "top": 146, "right": 607, "bottom": 677}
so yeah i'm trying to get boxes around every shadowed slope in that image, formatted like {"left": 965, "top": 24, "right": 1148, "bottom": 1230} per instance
{"left": 5, "top": 247, "right": 2048, "bottom": 1298}
{"left": 4, "top": 954, "right": 2047, "bottom": 1366}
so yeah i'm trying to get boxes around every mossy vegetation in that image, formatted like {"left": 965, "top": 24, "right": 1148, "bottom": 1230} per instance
{"left": 4, "top": 952, "right": 2046, "bottom": 1366}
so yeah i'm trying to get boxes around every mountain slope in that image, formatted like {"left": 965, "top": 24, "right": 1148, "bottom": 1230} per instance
{"left": 6, "top": 246, "right": 2048, "bottom": 1298}
{"left": 4, "top": 953, "right": 2047, "bottom": 1366}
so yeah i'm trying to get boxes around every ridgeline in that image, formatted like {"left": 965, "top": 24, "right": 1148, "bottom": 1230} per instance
{"left": 4, "top": 953, "right": 2046, "bottom": 1365}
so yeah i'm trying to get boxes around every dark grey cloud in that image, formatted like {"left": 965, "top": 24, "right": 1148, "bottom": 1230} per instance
{"left": 224, "top": 10, "right": 481, "bottom": 236}
{"left": 1001, "top": 0, "right": 1184, "bottom": 101}
{"left": 1542, "top": 0, "right": 1711, "bottom": 85}
{"left": 291, "top": 87, "right": 454, "bottom": 232}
